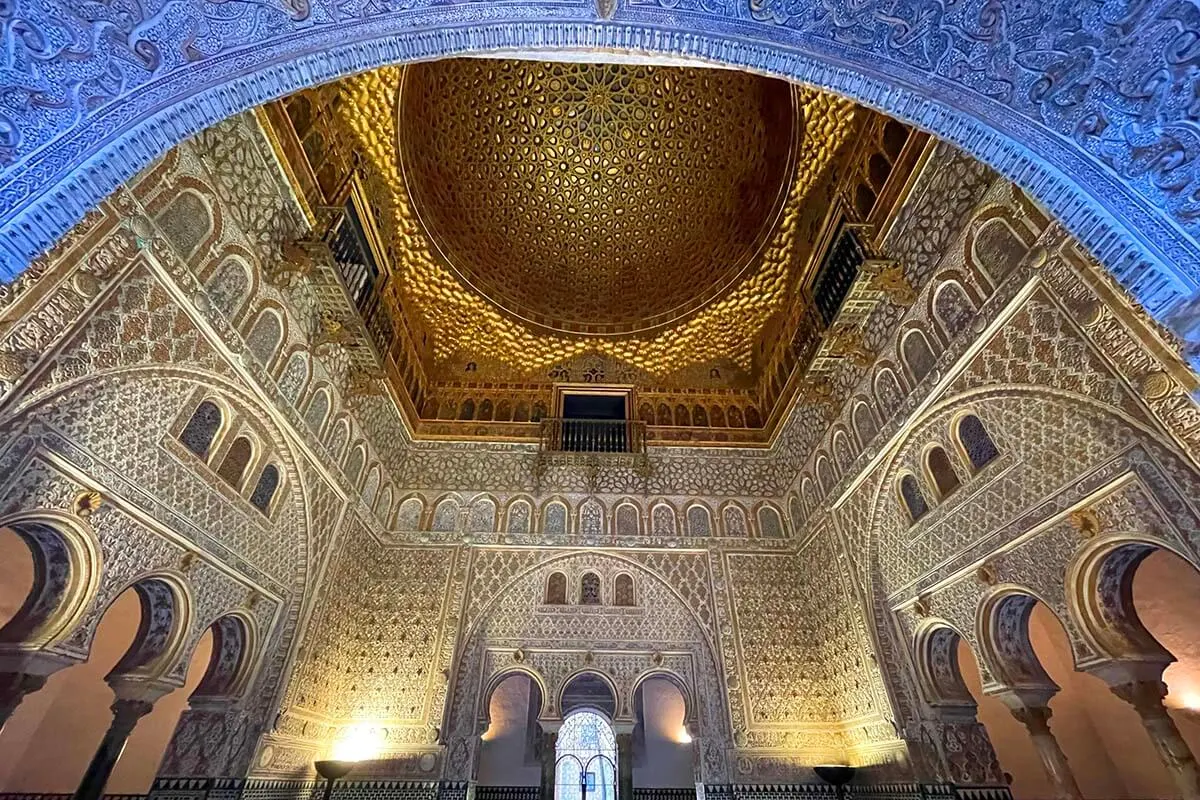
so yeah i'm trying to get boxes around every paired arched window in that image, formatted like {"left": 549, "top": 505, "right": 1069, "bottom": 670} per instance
{"left": 545, "top": 572, "right": 567, "bottom": 605}
{"left": 958, "top": 414, "right": 1000, "bottom": 471}
{"left": 580, "top": 573, "right": 601, "bottom": 605}
{"left": 217, "top": 437, "right": 254, "bottom": 487}
{"left": 181, "top": 400, "right": 222, "bottom": 458}
{"left": 249, "top": 464, "right": 281, "bottom": 513}
{"left": 925, "top": 446, "right": 961, "bottom": 498}
{"left": 899, "top": 474, "right": 929, "bottom": 523}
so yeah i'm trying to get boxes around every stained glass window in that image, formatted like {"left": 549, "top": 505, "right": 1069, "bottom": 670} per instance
{"left": 555, "top": 712, "right": 616, "bottom": 800}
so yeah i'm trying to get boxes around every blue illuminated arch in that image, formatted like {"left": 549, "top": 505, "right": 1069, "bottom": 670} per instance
{"left": 1, "top": 4, "right": 1196, "bottom": 346}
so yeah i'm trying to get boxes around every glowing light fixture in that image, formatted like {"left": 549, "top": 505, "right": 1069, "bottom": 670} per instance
{"left": 677, "top": 725, "right": 693, "bottom": 744}
{"left": 332, "top": 723, "right": 384, "bottom": 761}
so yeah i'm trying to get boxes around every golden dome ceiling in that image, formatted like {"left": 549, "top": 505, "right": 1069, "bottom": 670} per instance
{"left": 397, "top": 60, "right": 797, "bottom": 336}
{"left": 279, "top": 59, "right": 860, "bottom": 379}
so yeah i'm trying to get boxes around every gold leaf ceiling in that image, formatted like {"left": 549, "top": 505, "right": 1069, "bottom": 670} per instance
{"left": 398, "top": 60, "right": 795, "bottom": 336}
{"left": 333, "top": 60, "right": 858, "bottom": 380}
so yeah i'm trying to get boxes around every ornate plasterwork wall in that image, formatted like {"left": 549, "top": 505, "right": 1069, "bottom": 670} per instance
{"left": 3, "top": 104, "right": 1200, "bottom": 792}
{"left": 2, "top": 0, "right": 1198, "bottom": 370}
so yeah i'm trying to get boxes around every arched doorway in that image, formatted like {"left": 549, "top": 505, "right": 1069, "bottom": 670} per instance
{"left": 0, "top": 13, "right": 1195, "bottom": 334}
{"left": 632, "top": 677, "right": 693, "bottom": 789}
{"left": 555, "top": 711, "right": 617, "bottom": 800}
{"left": 478, "top": 672, "right": 544, "bottom": 787}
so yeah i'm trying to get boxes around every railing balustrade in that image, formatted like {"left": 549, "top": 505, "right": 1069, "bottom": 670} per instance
{"left": 537, "top": 418, "right": 648, "bottom": 455}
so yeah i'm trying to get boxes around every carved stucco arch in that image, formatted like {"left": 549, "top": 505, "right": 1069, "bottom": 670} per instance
{"left": 631, "top": 667, "right": 698, "bottom": 725}
{"left": 445, "top": 549, "right": 729, "bottom": 780}
{"left": 863, "top": 383, "right": 1194, "bottom": 598}
{"left": 1066, "top": 532, "right": 1200, "bottom": 666}
{"left": 912, "top": 617, "right": 976, "bottom": 709}
{"left": 478, "top": 664, "right": 551, "bottom": 727}
{"left": 557, "top": 667, "right": 623, "bottom": 719}
{"left": 0, "top": 364, "right": 314, "bottom": 593}
{"left": 975, "top": 584, "right": 1063, "bottom": 694}
{"left": 103, "top": 570, "right": 195, "bottom": 685}
{"left": 2, "top": 8, "right": 1198, "bottom": 341}
{"left": 0, "top": 509, "right": 103, "bottom": 653}
{"left": 188, "top": 608, "right": 261, "bottom": 702}
{"left": 857, "top": 382, "right": 1198, "bottom": 753}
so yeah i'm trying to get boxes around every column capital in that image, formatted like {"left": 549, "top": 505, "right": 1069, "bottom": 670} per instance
{"left": 110, "top": 697, "right": 155, "bottom": 731}
{"left": 1110, "top": 679, "right": 1171, "bottom": 719}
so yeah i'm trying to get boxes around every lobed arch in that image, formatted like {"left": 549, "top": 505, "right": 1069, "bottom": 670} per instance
{"left": 0, "top": 510, "right": 103, "bottom": 652}
{"left": 975, "top": 585, "right": 1063, "bottom": 693}
{"left": 558, "top": 668, "right": 622, "bottom": 720}
{"left": 102, "top": 571, "right": 195, "bottom": 685}
{"left": 1066, "top": 533, "right": 1200, "bottom": 665}
{"left": 0, "top": 10, "right": 1196, "bottom": 349}
{"left": 913, "top": 618, "right": 978, "bottom": 710}
{"left": 189, "top": 610, "right": 260, "bottom": 703}
{"left": 630, "top": 668, "right": 697, "bottom": 725}
{"left": 479, "top": 665, "right": 550, "bottom": 725}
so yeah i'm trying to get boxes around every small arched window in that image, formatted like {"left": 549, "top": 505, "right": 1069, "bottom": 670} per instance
{"left": 758, "top": 506, "right": 785, "bottom": 538}
{"left": 614, "top": 574, "right": 635, "bottom": 607}
{"left": 250, "top": 464, "right": 281, "bottom": 513}
{"left": 580, "top": 572, "right": 601, "bottom": 605}
{"left": 958, "top": 415, "right": 1000, "bottom": 471}
{"left": 543, "top": 502, "right": 568, "bottom": 535}
{"left": 246, "top": 310, "right": 284, "bottom": 368}
{"left": 934, "top": 281, "right": 976, "bottom": 338}
{"left": 279, "top": 353, "right": 308, "bottom": 404}
{"left": 218, "top": 436, "right": 254, "bottom": 487}
{"left": 344, "top": 445, "right": 365, "bottom": 486}
{"left": 396, "top": 497, "right": 424, "bottom": 530}
{"left": 304, "top": 389, "right": 331, "bottom": 436}
{"left": 902, "top": 329, "right": 937, "bottom": 383}
{"left": 852, "top": 401, "right": 878, "bottom": 446}
{"left": 615, "top": 504, "right": 640, "bottom": 537}
{"left": 899, "top": 474, "right": 929, "bottom": 523}
{"left": 546, "top": 572, "right": 567, "bottom": 605}
{"left": 432, "top": 498, "right": 460, "bottom": 532}
{"left": 652, "top": 504, "right": 677, "bottom": 537}
{"left": 181, "top": 400, "right": 222, "bottom": 459}
{"left": 926, "top": 447, "right": 961, "bottom": 498}
{"left": 722, "top": 505, "right": 748, "bottom": 537}
{"left": 686, "top": 505, "right": 712, "bottom": 537}
{"left": 506, "top": 499, "right": 532, "bottom": 534}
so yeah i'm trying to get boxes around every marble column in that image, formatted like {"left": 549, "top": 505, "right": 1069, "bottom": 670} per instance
{"left": 0, "top": 671, "right": 47, "bottom": 731}
{"left": 539, "top": 725, "right": 559, "bottom": 800}
{"left": 1110, "top": 679, "right": 1200, "bottom": 800}
{"left": 996, "top": 693, "right": 1082, "bottom": 800}
{"left": 73, "top": 697, "right": 154, "bottom": 800}
{"left": 615, "top": 726, "right": 634, "bottom": 800}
